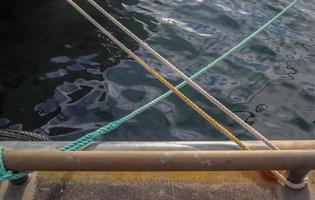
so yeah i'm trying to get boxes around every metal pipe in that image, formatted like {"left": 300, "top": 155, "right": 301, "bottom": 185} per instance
{"left": 1, "top": 140, "right": 315, "bottom": 151}
{"left": 3, "top": 150, "right": 315, "bottom": 171}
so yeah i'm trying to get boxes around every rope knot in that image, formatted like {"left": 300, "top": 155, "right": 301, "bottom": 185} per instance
{"left": 0, "top": 146, "right": 28, "bottom": 181}
{"left": 0, "top": 146, "right": 14, "bottom": 181}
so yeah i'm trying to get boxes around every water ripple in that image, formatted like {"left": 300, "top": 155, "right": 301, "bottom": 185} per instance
{"left": 0, "top": 0, "right": 314, "bottom": 140}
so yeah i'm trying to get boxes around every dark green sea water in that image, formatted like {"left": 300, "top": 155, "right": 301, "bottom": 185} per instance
{"left": 0, "top": 0, "right": 314, "bottom": 141}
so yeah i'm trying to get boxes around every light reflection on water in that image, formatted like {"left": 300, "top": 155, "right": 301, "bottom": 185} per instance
{"left": 0, "top": 0, "right": 314, "bottom": 141}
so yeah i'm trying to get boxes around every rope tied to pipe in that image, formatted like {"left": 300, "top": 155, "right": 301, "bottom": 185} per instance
{"left": 0, "top": 146, "right": 27, "bottom": 181}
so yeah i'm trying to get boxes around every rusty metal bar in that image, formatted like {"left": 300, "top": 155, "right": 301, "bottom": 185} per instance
{"left": 1, "top": 140, "right": 315, "bottom": 151}
{"left": 3, "top": 150, "right": 315, "bottom": 171}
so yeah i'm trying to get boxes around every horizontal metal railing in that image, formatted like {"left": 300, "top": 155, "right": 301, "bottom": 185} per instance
{"left": 3, "top": 150, "right": 315, "bottom": 171}
{"left": 1, "top": 140, "right": 314, "bottom": 186}
{"left": 1, "top": 140, "right": 315, "bottom": 151}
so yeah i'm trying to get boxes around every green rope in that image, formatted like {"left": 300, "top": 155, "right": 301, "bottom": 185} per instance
{"left": 0, "top": 0, "right": 300, "bottom": 181}
{"left": 0, "top": 147, "right": 27, "bottom": 181}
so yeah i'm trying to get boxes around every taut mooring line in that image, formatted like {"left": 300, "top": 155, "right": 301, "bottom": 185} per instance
{"left": 64, "top": 0, "right": 305, "bottom": 189}
{"left": 66, "top": 0, "right": 249, "bottom": 150}
{"left": 86, "top": 0, "right": 280, "bottom": 150}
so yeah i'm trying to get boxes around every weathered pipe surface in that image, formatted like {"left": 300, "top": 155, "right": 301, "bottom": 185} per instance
{"left": 3, "top": 150, "right": 315, "bottom": 171}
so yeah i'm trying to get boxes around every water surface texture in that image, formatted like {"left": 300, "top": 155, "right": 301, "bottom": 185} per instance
{"left": 0, "top": 0, "right": 314, "bottom": 141}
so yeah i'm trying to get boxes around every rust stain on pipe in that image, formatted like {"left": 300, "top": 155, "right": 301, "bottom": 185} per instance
{"left": 3, "top": 150, "right": 315, "bottom": 171}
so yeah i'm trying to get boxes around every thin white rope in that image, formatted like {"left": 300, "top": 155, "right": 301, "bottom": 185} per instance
{"left": 87, "top": 0, "right": 279, "bottom": 150}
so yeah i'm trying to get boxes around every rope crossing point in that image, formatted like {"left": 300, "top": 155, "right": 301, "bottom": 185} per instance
{"left": 62, "top": 0, "right": 302, "bottom": 151}
{"left": 88, "top": 0, "right": 279, "bottom": 150}
{"left": 66, "top": 0, "right": 249, "bottom": 150}
{"left": 85, "top": 0, "right": 306, "bottom": 189}
{"left": 65, "top": 0, "right": 306, "bottom": 189}
{"left": 0, "top": 0, "right": 306, "bottom": 189}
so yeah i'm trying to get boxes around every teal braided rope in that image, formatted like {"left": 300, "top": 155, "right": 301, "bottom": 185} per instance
{"left": 0, "top": 0, "right": 300, "bottom": 181}
{"left": 0, "top": 146, "right": 28, "bottom": 181}
{"left": 61, "top": 0, "right": 300, "bottom": 151}
{"left": 60, "top": 120, "right": 123, "bottom": 151}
